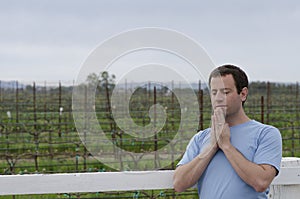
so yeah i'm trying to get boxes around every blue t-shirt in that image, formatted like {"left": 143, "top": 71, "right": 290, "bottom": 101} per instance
{"left": 177, "top": 120, "right": 282, "bottom": 199}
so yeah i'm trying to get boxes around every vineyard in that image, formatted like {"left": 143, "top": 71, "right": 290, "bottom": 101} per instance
{"left": 0, "top": 79, "right": 299, "bottom": 198}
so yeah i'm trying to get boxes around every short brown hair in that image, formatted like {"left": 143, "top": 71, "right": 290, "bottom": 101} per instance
{"left": 209, "top": 64, "right": 248, "bottom": 94}
{"left": 209, "top": 64, "right": 249, "bottom": 105}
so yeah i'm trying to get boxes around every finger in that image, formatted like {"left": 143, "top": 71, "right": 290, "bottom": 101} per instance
{"left": 215, "top": 108, "right": 225, "bottom": 124}
{"left": 210, "top": 115, "right": 218, "bottom": 145}
{"left": 211, "top": 115, "right": 215, "bottom": 136}
{"left": 214, "top": 112, "right": 225, "bottom": 134}
{"left": 223, "top": 123, "right": 230, "bottom": 135}
{"left": 211, "top": 115, "right": 215, "bottom": 132}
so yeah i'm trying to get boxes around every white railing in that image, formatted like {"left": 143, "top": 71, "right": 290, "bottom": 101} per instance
{"left": 0, "top": 157, "right": 299, "bottom": 198}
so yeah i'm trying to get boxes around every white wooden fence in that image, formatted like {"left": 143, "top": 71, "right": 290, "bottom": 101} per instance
{"left": 269, "top": 157, "right": 300, "bottom": 199}
{"left": 0, "top": 157, "right": 299, "bottom": 198}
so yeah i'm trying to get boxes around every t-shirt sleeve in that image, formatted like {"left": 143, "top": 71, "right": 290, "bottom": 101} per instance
{"left": 177, "top": 131, "right": 204, "bottom": 167}
{"left": 253, "top": 126, "right": 282, "bottom": 175}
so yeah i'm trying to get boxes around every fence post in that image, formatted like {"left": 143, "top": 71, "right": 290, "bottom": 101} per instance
{"left": 33, "top": 82, "right": 39, "bottom": 172}
{"left": 0, "top": 80, "right": 2, "bottom": 102}
{"left": 83, "top": 85, "right": 88, "bottom": 171}
{"left": 296, "top": 82, "right": 299, "bottom": 123}
{"left": 198, "top": 80, "right": 203, "bottom": 131}
{"left": 16, "top": 81, "right": 19, "bottom": 124}
{"left": 153, "top": 86, "right": 159, "bottom": 169}
{"left": 58, "top": 81, "right": 62, "bottom": 137}
{"left": 266, "top": 82, "right": 271, "bottom": 124}
{"left": 261, "top": 96, "right": 264, "bottom": 123}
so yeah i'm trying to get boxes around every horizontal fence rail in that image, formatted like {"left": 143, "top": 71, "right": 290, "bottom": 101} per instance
{"left": 0, "top": 158, "right": 300, "bottom": 197}
{"left": 0, "top": 170, "right": 174, "bottom": 195}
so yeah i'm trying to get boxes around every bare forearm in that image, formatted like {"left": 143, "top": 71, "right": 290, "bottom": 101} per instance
{"left": 173, "top": 146, "right": 218, "bottom": 192}
{"left": 222, "top": 145, "right": 276, "bottom": 192}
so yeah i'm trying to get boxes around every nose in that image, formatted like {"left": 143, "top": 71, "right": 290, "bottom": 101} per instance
{"left": 215, "top": 91, "right": 224, "bottom": 102}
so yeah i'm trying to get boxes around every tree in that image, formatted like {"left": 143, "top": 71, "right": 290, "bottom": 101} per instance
{"left": 86, "top": 71, "right": 116, "bottom": 91}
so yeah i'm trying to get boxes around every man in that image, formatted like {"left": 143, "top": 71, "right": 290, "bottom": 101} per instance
{"left": 173, "top": 64, "right": 282, "bottom": 198}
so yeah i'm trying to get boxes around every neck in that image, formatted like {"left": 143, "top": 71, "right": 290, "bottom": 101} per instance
{"left": 226, "top": 110, "right": 250, "bottom": 127}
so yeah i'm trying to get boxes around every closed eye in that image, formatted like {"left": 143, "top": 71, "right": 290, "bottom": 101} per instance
{"left": 211, "top": 89, "right": 231, "bottom": 95}
{"left": 221, "top": 89, "right": 231, "bottom": 95}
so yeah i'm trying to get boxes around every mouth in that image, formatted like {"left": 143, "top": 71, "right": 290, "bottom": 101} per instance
{"left": 214, "top": 105, "right": 227, "bottom": 116}
{"left": 214, "top": 105, "right": 227, "bottom": 109}
{"left": 214, "top": 106, "right": 227, "bottom": 112}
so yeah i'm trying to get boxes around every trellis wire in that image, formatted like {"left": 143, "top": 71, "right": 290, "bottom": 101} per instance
{"left": 0, "top": 80, "right": 299, "bottom": 198}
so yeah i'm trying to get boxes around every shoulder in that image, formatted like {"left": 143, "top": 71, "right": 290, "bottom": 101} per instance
{"left": 249, "top": 120, "right": 280, "bottom": 133}
{"left": 192, "top": 128, "right": 211, "bottom": 142}
{"left": 250, "top": 120, "right": 282, "bottom": 142}
{"left": 177, "top": 128, "right": 212, "bottom": 166}
{"left": 186, "top": 128, "right": 211, "bottom": 148}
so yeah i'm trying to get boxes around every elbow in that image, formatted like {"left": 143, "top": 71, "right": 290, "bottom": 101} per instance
{"left": 173, "top": 166, "right": 197, "bottom": 192}
{"left": 173, "top": 181, "right": 185, "bottom": 193}
{"left": 253, "top": 180, "right": 270, "bottom": 193}
{"left": 173, "top": 180, "right": 185, "bottom": 193}
{"left": 173, "top": 173, "right": 187, "bottom": 193}
{"left": 254, "top": 185, "right": 268, "bottom": 193}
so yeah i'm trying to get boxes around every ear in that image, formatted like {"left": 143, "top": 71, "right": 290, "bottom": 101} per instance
{"left": 240, "top": 87, "right": 248, "bottom": 103}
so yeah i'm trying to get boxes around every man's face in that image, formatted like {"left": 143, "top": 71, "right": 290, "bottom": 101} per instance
{"left": 210, "top": 74, "right": 245, "bottom": 118}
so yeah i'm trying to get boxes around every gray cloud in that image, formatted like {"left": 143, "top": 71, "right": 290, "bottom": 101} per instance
{"left": 0, "top": 0, "right": 300, "bottom": 82}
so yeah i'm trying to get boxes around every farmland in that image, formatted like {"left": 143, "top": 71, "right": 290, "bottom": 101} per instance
{"left": 0, "top": 79, "right": 299, "bottom": 198}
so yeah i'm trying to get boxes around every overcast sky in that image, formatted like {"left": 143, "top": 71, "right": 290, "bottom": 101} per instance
{"left": 1, "top": 0, "right": 300, "bottom": 84}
